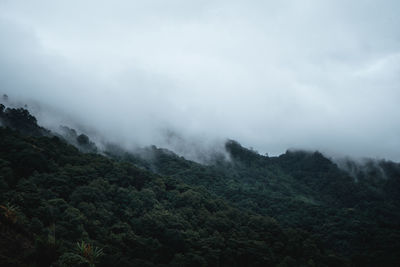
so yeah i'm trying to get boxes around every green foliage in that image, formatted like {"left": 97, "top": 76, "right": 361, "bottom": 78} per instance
{"left": 0, "top": 125, "right": 334, "bottom": 266}
{"left": 1, "top": 106, "right": 399, "bottom": 266}
{"left": 76, "top": 241, "right": 104, "bottom": 266}
{"left": 0, "top": 105, "right": 48, "bottom": 136}
{"left": 116, "top": 141, "right": 400, "bottom": 266}
{"left": 57, "top": 252, "right": 90, "bottom": 267}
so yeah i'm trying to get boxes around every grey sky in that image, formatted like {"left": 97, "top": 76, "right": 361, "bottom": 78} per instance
{"left": 1, "top": 0, "right": 400, "bottom": 160}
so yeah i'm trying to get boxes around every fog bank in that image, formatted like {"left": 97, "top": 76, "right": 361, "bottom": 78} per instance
{"left": 1, "top": 0, "right": 400, "bottom": 161}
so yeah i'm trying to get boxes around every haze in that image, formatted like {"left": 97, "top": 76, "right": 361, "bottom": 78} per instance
{"left": 1, "top": 0, "right": 400, "bottom": 161}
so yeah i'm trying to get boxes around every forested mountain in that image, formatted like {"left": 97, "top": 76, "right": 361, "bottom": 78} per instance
{"left": 1, "top": 104, "right": 399, "bottom": 266}
{"left": 109, "top": 140, "right": 400, "bottom": 266}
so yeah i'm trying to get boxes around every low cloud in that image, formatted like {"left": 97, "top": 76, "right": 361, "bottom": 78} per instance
{"left": 1, "top": 0, "right": 400, "bottom": 161}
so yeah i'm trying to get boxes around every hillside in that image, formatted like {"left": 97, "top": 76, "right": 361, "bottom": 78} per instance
{"left": 1, "top": 104, "right": 400, "bottom": 266}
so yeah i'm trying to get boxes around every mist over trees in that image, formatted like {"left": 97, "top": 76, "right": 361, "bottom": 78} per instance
{"left": 1, "top": 1, "right": 400, "bottom": 266}
{"left": 1, "top": 0, "right": 400, "bottom": 161}
{"left": 1, "top": 104, "right": 400, "bottom": 266}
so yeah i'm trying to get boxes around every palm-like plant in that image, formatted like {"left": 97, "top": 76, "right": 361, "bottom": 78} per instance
{"left": 0, "top": 202, "right": 19, "bottom": 223}
{"left": 76, "top": 241, "right": 104, "bottom": 267}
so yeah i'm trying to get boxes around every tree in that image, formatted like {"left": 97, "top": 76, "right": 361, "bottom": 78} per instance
{"left": 76, "top": 241, "right": 104, "bottom": 267}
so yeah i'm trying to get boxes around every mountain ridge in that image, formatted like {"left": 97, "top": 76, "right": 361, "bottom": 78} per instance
{"left": 1, "top": 103, "right": 400, "bottom": 266}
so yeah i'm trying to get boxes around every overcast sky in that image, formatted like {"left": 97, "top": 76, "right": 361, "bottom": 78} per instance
{"left": 1, "top": 0, "right": 400, "bottom": 160}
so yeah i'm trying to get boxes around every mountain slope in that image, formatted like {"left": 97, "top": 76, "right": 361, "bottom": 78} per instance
{"left": 113, "top": 137, "right": 400, "bottom": 266}
{"left": 0, "top": 106, "right": 343, "bottom": 266}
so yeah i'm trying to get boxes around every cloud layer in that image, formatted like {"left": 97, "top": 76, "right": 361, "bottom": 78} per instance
{"left": 1, "top": 0, "right": 400, "bottom": 160}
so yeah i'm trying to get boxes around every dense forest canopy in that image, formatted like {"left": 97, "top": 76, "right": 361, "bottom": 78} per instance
{"left": 1, "top": 104, "right": 399, "bottom": 266}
